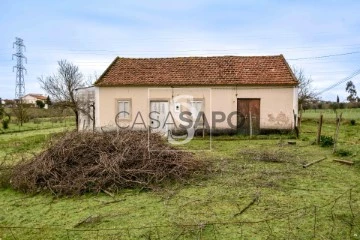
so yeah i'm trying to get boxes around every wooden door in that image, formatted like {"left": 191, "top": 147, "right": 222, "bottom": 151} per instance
{"left": 237, "top": 99, "right": 260, "bottom": 135}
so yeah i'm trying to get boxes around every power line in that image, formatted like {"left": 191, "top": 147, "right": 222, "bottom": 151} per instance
{"left": 287, "top": 51, "right": 360, "bottom": 60}
{"left": 0, "top": 42, "right": 360, "bottom": 56}
{"left": 316, "top": 68, "right": 360, "bottom": 96}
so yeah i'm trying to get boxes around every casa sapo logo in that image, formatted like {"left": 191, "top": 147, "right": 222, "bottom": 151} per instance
{"left": 115, "top": 95, "right": 247, "bottom": 145}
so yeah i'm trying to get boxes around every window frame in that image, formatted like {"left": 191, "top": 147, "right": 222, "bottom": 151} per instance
{"left": 116, "top": 99, "right": 132, "bottom": 120}
{"left": 189, "top": 99, "right": 204, "bottom": 122}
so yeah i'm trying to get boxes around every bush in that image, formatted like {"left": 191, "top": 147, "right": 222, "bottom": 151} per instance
{"left": 320, "top": 135, "right": 334, "bottom": 147}
{"left": 334, "top": 149, "right": 352, "bottom": 157}
{"left": 2, "top": 118, "right": 10, "bottom": 129}
{"left": 36, "top": 100, "right": 45, "bottom": 109}
{"left": 350, "top": 119, "right": 356, "bottom": 126}
{"left": 11, "top": 131, "right": 206, "bottom": 196}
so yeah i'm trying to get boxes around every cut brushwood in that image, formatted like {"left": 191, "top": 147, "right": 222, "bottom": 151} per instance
{"left": 303, "top": 157, "right": 326, "bottom": 168}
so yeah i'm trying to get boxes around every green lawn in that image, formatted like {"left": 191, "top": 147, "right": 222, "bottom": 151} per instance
{"left": 302, "top": 108, "right": 360, "bottom": 121}
{"left": 0, "top": 117, "right": 75, "bottom": 135}
{"left": 0, "top": 112, "right": 359, "bottom": 239}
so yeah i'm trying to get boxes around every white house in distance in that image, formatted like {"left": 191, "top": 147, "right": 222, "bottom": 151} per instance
{"left": 21, "top": 93, "right": 47, "bottom": 106}
{"left": 79, "top": 55, "right": 299, "bottom": 134}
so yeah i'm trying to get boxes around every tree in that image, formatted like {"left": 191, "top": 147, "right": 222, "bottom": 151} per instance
{"left": 345, "top": 81, "right": 357, "bottom": 102}
{"left": 38, "top": 60, "right": 86, "bottom": 130}
{"left": 45, "top": 96, "right": 52, "bottom": 106}
{"left": 292, "top": 67, "right": 316, "bottom": 107}
{"left": 12, "top": 103, "right": 28, "bottom": 125}
{"left": 36, "top": 100, "right": 45, "bottom": 109}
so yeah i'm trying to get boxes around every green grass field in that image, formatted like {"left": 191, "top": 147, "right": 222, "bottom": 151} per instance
{"left": 0, "top": 110, "right": 359, "bottom": 239}
{"left": 301, "top": 108, "right": 360, "bottom": 121}
{"left": 0, "top": 117, "right": 75, "bottom": 135}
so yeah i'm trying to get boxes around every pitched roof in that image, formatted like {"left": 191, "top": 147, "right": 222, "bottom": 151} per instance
{"left": 94, "top": 55, "right": 298, "bottom": 87}
{"left": 23, "top": 94, "right": 47, "bottom": 100}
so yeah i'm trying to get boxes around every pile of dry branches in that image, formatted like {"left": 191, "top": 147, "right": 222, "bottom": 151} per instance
{"left": 11, "top": 131, "right": 204, "bottom": 196}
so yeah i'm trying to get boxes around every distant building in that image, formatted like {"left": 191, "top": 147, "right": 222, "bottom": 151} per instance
{"left": 21, "top": 93, "right": 48, "bottom": 108}
{"left": 21, "top": 94, "right": 47, "bottom": 105}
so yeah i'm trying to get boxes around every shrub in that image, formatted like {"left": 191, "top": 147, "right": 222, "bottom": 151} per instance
{"left": 334, "top": 149, "right": 352, "bottom": 157}
{"left": 320, "top": 135, "right": 334, "bottom": 147}
{"left": 2, "top": 118, "right": 10, "bottom": 129}
{"left": 350, "top": 119, "right": 356, "bottom": 126}
{"left": 36, "top": 100, "right": 45, "bottom": 109}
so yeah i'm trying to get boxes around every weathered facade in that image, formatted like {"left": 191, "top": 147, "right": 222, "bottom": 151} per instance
{"left": 82, "top": 55, "right": 299, "bottom": 134}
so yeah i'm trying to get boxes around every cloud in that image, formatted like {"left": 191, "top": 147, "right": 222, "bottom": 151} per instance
{"left": 1, "top": 0, "right": 360, "bottom": 101}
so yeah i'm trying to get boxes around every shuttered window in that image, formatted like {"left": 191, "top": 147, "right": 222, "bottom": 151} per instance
{"left": 118, "top": 100, "right": 131, "bottom": 119}
{"left": 190, "top": 100, "right": 203, "bottom": 120}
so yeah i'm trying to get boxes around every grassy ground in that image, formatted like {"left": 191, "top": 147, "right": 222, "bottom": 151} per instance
{"left": 0, "top": 110, "right": 359, "bottom": 239}
{"left": 0, "top": 117, "right": 75, "bottom": 135}
{"left": 301, "top": 108, "right": 360, "bottom": 121}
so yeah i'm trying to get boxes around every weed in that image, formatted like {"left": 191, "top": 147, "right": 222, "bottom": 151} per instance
{"left": 0, "top": 168, "right": 11, "bottom": 188}
{"left": 334, "top": 149, "right": 352, "bottom": 157}
{"left": 0, "top": 158, "right": 12, "bottom": 189}
{"left": 320, "top": 135, "right": 334, "bottom": 147}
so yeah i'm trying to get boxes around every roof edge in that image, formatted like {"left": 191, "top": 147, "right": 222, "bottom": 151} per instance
{"left": 95, "top": 83, "right": 298, "bottom": 87}
{"left": 94, "top": 57, "right": 119, "bottom": 86}
{"left": 113, "top": 54, "right": 283, "bottom": 60}
{"left": 280, "top": 54, "right": 299, "bottom": 86}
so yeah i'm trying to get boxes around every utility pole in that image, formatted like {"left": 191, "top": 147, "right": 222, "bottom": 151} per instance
{"left": 13, "top": 37, "right": 27, "bottom": 100}
{"left": 12, "top": 37, "right": 27, "bottom": 126}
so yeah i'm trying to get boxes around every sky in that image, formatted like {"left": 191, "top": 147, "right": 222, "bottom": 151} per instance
{"left": 1, "top": 0, "right": 360, "bottom": 101}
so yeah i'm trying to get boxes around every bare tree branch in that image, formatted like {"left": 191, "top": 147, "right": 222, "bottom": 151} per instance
{"left": 38, "top": 60, "right": 86, "bottom": 130}
{"left": 292, "top": 66, "right": 317, "bottom": 107}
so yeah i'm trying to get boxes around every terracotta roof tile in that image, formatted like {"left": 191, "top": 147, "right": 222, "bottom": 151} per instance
{"left": 94, "top": 55, "right": 298, "bottom": 87}
{"left": 25, "top": 94, "right": 47, "bottom": 100}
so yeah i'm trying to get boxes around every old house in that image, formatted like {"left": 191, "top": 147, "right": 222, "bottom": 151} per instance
{"left": 80, "top": 55, "right": 299, "bottom": 134}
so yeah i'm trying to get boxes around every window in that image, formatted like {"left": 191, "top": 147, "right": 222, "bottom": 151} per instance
{"left": 118, "top": 100, "right": 131, "bottom": 119}
{"left": 190, "top": 100, "right": 203, "bottom": 120}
